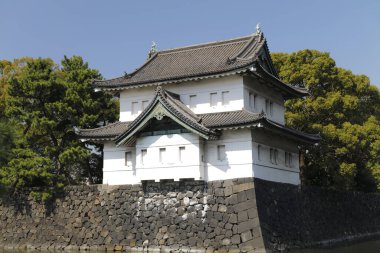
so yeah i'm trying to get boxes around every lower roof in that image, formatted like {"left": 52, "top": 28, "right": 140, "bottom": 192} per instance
{"left": 77, "top": 110, "right": 320, "bottom": 144}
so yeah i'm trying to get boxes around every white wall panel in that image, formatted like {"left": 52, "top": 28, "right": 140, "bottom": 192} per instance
{"left": 119, "top": 76, "right": 245, "bottom": 121}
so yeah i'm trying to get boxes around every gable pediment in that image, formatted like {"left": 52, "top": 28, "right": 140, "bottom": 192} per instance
{"left": 115, "top": 87, "right": 218, "bottom": 146}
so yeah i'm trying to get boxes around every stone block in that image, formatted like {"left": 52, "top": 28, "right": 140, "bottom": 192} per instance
{"left": 186, "top": 191, "right": 194, "bottom": 198}
{"left": 238, "top": 210, "right": 248, "bottom": 222}
{"left": 129, "top": 239, "right": 136, "bottom": 247}
{"left": 114, "top": 245, "right": 123, "bottom": 251}
{"left": 245, "top": 189, "right": 256, "bottom": 200}
{"left": 226, "top": 194, "right": 238, "bottom": 205}
{"left": 232, "top": 182, "right": 255, "bottom": 194}
{"left": 238, "top": 220, "right": 256, "bottom": 234}
{"left": 251, "top": 226, "right": 262, "bottom": 238}
{"left": 224, "top": 186, "right": 233, "bottom": 197}
{"left": 241, "top": 230, "right": 253, "bottom": 243}
{"left": 247, "top": 208, "right": 257, "bottom": 219}
{"left": 183, "top": 197, "right": 190, "bottom": 206}
{"left": 228, "top": 213, "right": 237, "bottom": 224}
{"left": 225, "top": 223, "right": 233, "bottom": 230}
{"left": 231, "top": 234, "right": 241, "bottom": 245}
{"left": 100, "top": 229, "right": 109, "bottom": 238}
{"left": 233, "top": 200, "right": 256, "bottom": 213}
{"left": 222, "top": 238, "right": 231, "bottom": 246}
{"left": 218, "top": 205, "right": 227, "bottom": 213}
{"left": 214, "top": 188, "right": 224, "bottom": 197}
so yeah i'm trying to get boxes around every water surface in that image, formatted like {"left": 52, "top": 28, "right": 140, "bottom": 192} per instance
{"left": 1, "top": 240, "right": 380, "bottom": 253}
{"left": 290, "top": 239, "right": 380, "bottom": 253}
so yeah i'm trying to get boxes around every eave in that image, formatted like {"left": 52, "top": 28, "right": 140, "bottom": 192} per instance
{"left": 248, "top": 62, "right": 309, "bottom": 99}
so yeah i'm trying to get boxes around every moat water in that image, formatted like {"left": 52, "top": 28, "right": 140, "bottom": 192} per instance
{"left": 1, "top": 240, "right": 380, "bottom": 253}
{"left": 290, "top": 239, "right": 380, "bottom": 253}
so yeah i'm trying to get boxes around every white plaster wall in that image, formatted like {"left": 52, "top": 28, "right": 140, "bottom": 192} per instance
{"left": 102, "top": 127, "right": 302, "bottom": 185}
{"left": 243, "top": 76, "right": 285, "bottom": 124}
{"left": 205, "top": 129, "right": 253, "bottom": 181}
{"left": 253, "top": 165, "right": 300, "bottom": 185}
{"left": 135, "top": 133, "right": 204, "bottom": 182}
{"left": 102, "top": 142, "right": 140, "bottom": 185}
{"left": 119, "top": 76, "right": 245, "bottom": 121}
{"left": 251, "top": 130, "right": 300, "bottom": 185}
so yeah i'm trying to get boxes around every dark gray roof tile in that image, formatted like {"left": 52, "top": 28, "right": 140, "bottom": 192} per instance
{"left": 93, "top": 35, "right": 265, "bottom": 88}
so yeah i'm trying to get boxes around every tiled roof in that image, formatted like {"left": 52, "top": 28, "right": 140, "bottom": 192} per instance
{"left": 93, "top": 34, "right": 268, "bottom": 89}
{"left": 79, "top": 98, "right": 321, "bottom": 143}
{"left": 115, "top": 87, "right": 218, "bottom": 145}
{"left": 201, "top": 110, "right": 261, "bottom": 128}
{"left": 257, "top": 118, "right": 321, "bottom": 143}
{"left": 77, "top": 121, "right": 130, "bottom": 140}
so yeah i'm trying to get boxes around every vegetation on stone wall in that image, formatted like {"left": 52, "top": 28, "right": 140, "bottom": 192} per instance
{"left": 0, "top": 57, "right": 118, "bottom": 200}
{"left": 272, "top": 50, "right": 380, "bottom": 192}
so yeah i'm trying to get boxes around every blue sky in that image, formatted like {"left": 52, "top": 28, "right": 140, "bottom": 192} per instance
{"left": 1, "top": 0, "right": 379, "bottom": 87}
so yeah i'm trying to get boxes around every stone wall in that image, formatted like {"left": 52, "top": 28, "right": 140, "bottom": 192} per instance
{"left": 254, "top": 179, "right": 380, "bottom": 251}
{"left": 0, "top": 178, "right": 379, "bottom": 253}
{"left": 0, "top": 178, "right": 264, "bottom": 253}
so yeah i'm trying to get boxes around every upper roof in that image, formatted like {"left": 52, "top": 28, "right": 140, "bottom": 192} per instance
{"left": 92, "top": 32, "right": 307, "bottom": 98}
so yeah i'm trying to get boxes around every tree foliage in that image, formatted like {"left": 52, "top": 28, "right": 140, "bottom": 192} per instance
{"left": 0, "top": 120, "right": 16, "bottom": 167}
{"left": 0, "top": 56, "right": 118, "bottom": 200}
{"left": 272, "top": 50, "right": 380, "bottom": 191}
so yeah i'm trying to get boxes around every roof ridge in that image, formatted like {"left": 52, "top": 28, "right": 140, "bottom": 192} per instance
{"left": 198, "top": 109, "right": 260, "bottom": 116}
{"left": 93, "top": 76, "right": 125, "bottom": 84}
{"left": 158, "top": 35, "right": 254, "bottom": 54}
{"left": 78, "top": 121, "right": 125, "bottom": 132}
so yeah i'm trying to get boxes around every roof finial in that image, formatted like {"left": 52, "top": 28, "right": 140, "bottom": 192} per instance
{"left": 148, "top": 41, "right": 158, "bottom": 58}
{"left": 255, "top": 23, "right": 262, "bottom": 35}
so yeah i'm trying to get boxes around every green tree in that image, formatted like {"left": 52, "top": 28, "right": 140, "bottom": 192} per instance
{"left": 272, "top": 50, "right": 380, "bottom": 191}
{"left": 0, "top": 56, "right": 118, "bottom": 199}
{"left": 0, "top": 120, "right": 16, "bottom": 167}
{"left": 0, "top": 58, "right": 33, "bottom": 118}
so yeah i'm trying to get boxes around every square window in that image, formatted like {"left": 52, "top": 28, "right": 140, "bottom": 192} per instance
{"left": 189, "top": 95, "right": 197, "bottom": 109}
{"left": 249, "top": 93, "right": 257, "bottom": 109}
{"left": 142, "top": 100, "right": 149, "bottom": 110}
{"left": 222, "top": 91, "right": 229, "bottom": 106}
{"left": 270, "top": 101, "right": 273, "bottom": 116}
{"left": 217, "top": 145, "right": 226, "bottom": 161}
{"left": 274, "top": 149, "right": 278, "bottom": 164}
{"left": 179, "top": 146, "right": 185, "bottom": 162}
{"left": 132, "top": 101, "right": 139, "bottom": 115}
{"left": 125, "top": 151, "right": 132, "bottom": 167}
{"left": 257, "top": 145, "right": 262, "bottom": 161}
{"left": 285, "top": 152, "right": 293, "bottom": 167}
{"left": 265, "top": 99, "right": 274, "bottom": 116}
{"left": 210, "top": 92, "right": 218, "bottom": 107}
{"left": 159, "top": 148, "right": 166, "bottom": 163}
{"left": 270, "top": 148, "right": 278, "bottom": 164}
{"left": 141, "top": 149, "right": 147, "bottom": 164}
{"left": 270, "top": 148, "right": 274, "bottom": 163}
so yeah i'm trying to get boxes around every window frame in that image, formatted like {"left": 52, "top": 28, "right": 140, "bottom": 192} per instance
{"left": 270, "top": 148, "right": 278, "bottom": 165}
{"left": 257, "top": 144, "right": 262, "bottom": 161}
{"left": 125, "top": 151, "right": 132, "bottom": 167}
{"left": 141, "top": 149, "right": 147, "bottom": 164}
{"left": 189, "top": 94, "right": 197, "bottom": 109}
{"left": 179, "top": 146, "right": 185, "bottom": 163}
{"left": 131, "top": 101, "right": 139, "bottom": 115}
{"left": 217, "top": 144, "right": 226, "bottom": 161}
{"left": 159, "top": 147, "right": 166, "bottom": 164}
{"left": 221, "top": 91, "right": 229, "bottom": 106}
{"left": 141, "top": 100, "right": 149, "bottom": 110}
{"left": 210, "top": 92, "right": 218, "bottom": 107}
{"left": 249, "top": 92, "right": 257, "bottom": 110}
